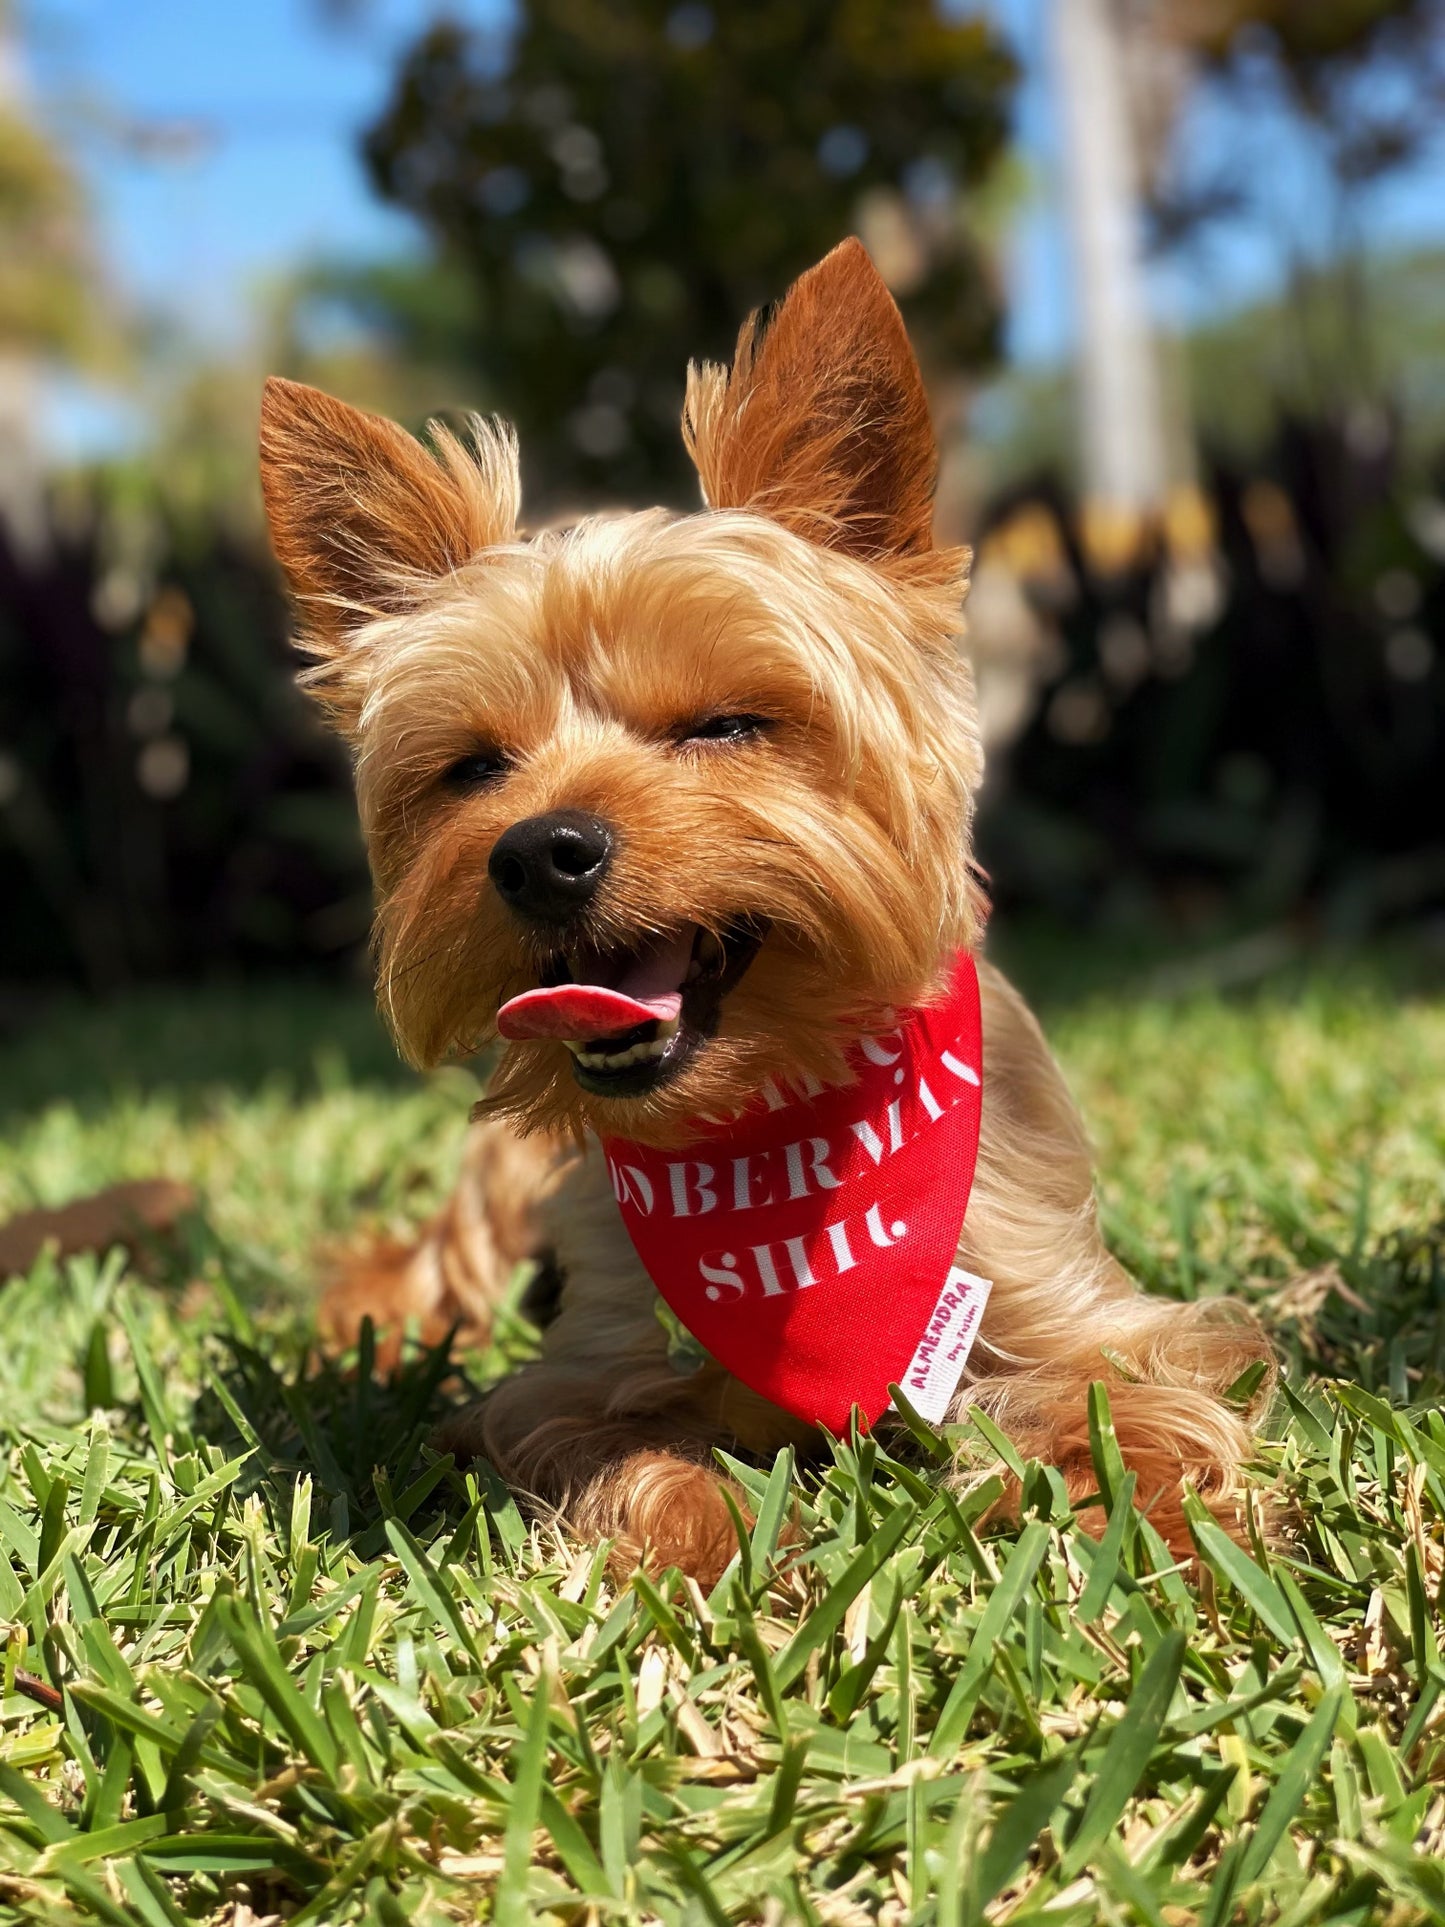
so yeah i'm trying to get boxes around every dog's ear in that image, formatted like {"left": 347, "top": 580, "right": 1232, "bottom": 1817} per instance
{"left": 684, "top": 238, "right": 937, "bottom": 562}
{"left": 259, "top": 378, "right": 519, "bottom": 720}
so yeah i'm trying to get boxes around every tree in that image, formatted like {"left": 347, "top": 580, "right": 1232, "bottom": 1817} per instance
{"left": 1041, "top": 0, "right": 1445, "bottom": 551}
{"left": 1170, "top": 0, "right": 1441, "bottom": 77}
{"left": 360, "top": 0, "right": 1017, "bottom": 507}
{"left": 1051, "top": 0, "right": 1173, "bottom": 562}
{"left": 1156, "top": 0, "right": 1445, "bottom": 419}
{"left": 1161, "top": 0, "right": 1445, "bottom": 211}
{"left": 0, "top": 5, "right": 115, "bottom": 549}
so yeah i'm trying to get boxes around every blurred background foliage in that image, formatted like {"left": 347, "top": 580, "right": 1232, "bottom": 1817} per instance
{"left": 1, "top": 0, "right": 1444, "bottom": 993}
{"left": 358, "top": 0, "right": 1018, "bottom": 504}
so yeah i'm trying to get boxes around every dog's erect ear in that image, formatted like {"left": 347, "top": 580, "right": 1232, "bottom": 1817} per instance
{"left": 684, "top": 238, "right": 937, "bottom": 562}
{"left": 259, "top": 375, "right": 519, "bottom": 657}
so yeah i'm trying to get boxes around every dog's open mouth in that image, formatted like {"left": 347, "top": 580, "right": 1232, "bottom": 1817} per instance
{"left": 496, "top": 921, "right": 765, "bottom": 1097}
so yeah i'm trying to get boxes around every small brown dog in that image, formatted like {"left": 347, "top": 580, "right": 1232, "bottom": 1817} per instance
{"left": 260, "top": 239, "right": 1272, "bottom": 1580}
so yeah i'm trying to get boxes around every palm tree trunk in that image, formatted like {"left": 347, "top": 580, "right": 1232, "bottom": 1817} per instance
{"left": 1051, "top": 0, "right": 1169, "bottom": 564}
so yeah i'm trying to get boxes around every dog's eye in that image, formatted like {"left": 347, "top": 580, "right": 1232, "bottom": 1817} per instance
{"left": 680, "top": 714, "right": 771, "bottom": 746}
{"left": 443, "top": 748, "right": 508, "bottom": 790}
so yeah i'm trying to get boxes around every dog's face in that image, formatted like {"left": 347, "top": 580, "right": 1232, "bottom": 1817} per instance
{"left": 260, "top": 240, "right": 983, "bottom": 1145}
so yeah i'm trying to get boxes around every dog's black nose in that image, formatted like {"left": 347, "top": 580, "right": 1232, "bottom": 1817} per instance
{"left": 488, "top": 809, "right": 614, "bottom": 923}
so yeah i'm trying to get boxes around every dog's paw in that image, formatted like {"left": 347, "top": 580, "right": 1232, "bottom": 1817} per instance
{"left": 601, "top": 1453, "right": 745, "bottom": 1588}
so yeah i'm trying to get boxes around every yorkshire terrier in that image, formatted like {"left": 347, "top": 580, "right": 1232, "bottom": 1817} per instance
{"left": 259, "top": 238, "right": 1273, "bottom": 1580}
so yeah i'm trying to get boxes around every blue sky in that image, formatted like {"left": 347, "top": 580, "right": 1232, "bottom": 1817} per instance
{"left": 20, "top": 0, "right": 1445, "bottom": 452}
{"left": 25, "top": 0, "right": 471, "bottom": 348}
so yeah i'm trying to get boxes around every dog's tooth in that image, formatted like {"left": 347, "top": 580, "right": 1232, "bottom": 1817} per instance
{"left": 685, "top": 959, "right": 701, "bottom": 982}
{"left": 698, "top": 931, "right": 722, "bottom": 969}
{"left": 573, "top": 1026, "right": 676, "bottom": 1074}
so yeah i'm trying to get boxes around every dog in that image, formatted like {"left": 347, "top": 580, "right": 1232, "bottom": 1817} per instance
{"left": 259, "top": 238, "right": 1274, "bottom": 1581}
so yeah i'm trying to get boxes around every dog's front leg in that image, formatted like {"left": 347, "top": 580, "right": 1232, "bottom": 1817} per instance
{"left": 317, "top": 1118, "right": 571, "bottom": 1360}
{"left": 437, "top": 1147, "right": 817, "bottom": 1582}
{"left": 439, "top": 1363, "right": 749, "bottom": 1584}
{"left": 949, "top": 965, "right": 1276, "bottom": 1553}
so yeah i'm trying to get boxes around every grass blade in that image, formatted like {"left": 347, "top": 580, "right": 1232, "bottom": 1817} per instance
{"left": 1237, "top": 1687, "right": 1344, "bottom": 1886}
{"left": 1060, "top": 1630, "right": 1186, "bottom": 1878}
{"left": 930, "top": 1521, "right": 1050, "bottom": 1757}
{"left": 971, "top": 1749, "right": 1079, "bottom": 1913}
{"left": 495, "top": 1669, "right": 552, "bottom": 1927}
{"left": 771, "top": 1497, "right": 917, "bottom": 1692}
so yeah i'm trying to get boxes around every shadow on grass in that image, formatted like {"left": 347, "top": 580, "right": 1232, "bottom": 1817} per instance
{"left": 1257, "top": 1219, "right": 1445, "bottom": 1403}
{"left": 183, "top": 1291, "right": 546, "bottom": 1563}
{"left": 0, "top": 978, "right": 448, "bottom": 1123}
{"left": 989, "top": 919, "right": 1445, "bottom": 1013}
{"left": 4, "top": 928, "right": 1442, "bottom": 1126}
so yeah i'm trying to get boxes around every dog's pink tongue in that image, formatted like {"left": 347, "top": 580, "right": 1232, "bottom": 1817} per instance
{"left": 496, "top": 929, "right": 693, "bottom": 1043}
{"left": 497, "top": 984, "right": 681, "bottom": 1042}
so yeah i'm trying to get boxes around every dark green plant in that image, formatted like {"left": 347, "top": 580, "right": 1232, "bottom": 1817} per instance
{"left": 981, "top": 416, "right": 1445, "bottom": 936}
{"left": 0, "top": 490, "right": 369, "bottom": 990}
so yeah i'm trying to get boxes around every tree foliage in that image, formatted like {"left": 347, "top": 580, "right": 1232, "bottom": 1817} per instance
{"left": 1167, "top": 0, "right": 1445, "bottom": 186}
{"left": 1173, "top": 0, "right": 1439, "bottom": 72}
{"left": 360, "top": 0, "right": 1017, "bottom": 507}
{"left": 0, "top": 105, "right": 111, "bottom": 367}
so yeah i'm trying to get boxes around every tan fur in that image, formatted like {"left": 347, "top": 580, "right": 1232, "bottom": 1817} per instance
{"left": 316, "top": 1120, "right": 562, "bottom": 1363}
{"left": 264, "top": 239, "right": 1275, "bottom": 1583}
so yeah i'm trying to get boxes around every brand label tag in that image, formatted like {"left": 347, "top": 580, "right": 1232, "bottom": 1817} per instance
{"left": 893, "top": 1266, "right": 993, "bottom": 1425}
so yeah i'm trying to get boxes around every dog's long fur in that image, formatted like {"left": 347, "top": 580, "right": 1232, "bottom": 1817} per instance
{"left": 261, "top": 239, "right": 1274, "bottom": 1580}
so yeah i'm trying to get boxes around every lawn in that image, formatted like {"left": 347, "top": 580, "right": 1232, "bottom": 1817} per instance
{"left": 0, "top": 943, "right": 1442, "bottom": 1925}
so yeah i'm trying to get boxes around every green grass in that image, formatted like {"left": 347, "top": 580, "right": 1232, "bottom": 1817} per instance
{"left": 0, "top": 950, "right": 1442, "bottom": 1924}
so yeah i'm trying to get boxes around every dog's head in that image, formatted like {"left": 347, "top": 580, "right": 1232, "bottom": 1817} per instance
{"left": 260, "top": 239, "right": 983, "bottom": 1145}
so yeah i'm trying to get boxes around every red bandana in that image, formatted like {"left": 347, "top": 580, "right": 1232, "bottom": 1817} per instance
{"left": 600, "top": 950, "right": 987, "bottom": 1433}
